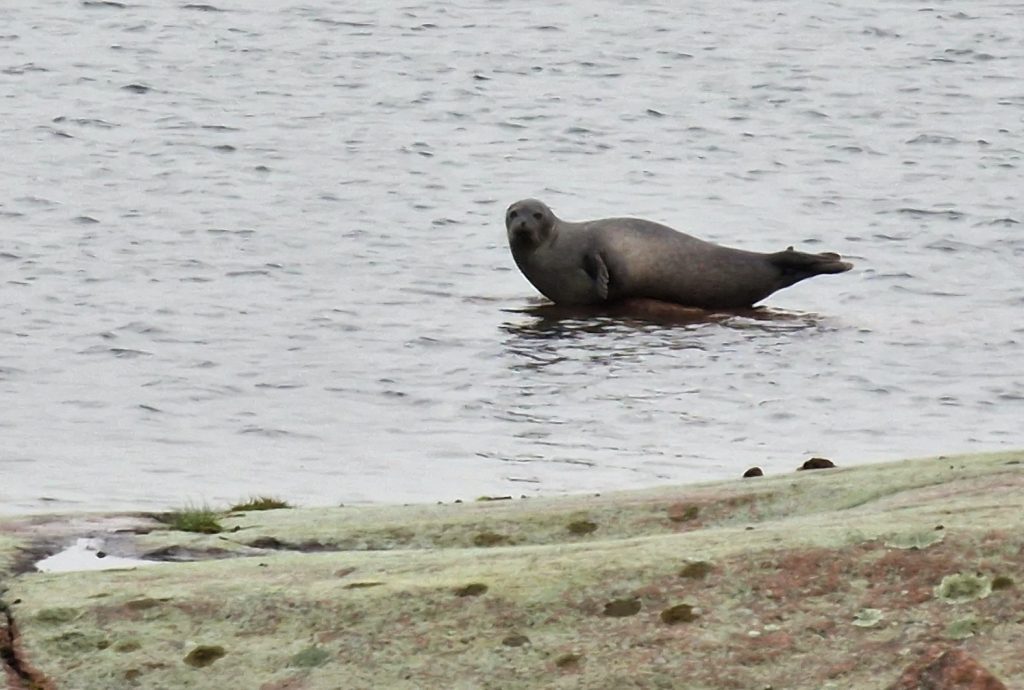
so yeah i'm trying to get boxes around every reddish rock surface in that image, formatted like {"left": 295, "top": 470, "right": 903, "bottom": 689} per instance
{"left": 890, "top": 646, "right": 1007, "bottom": 690}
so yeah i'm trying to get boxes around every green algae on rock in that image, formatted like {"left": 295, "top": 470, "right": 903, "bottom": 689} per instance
{"left": 289, "top": 645, "right": 331, "bottom": 668}
{"left": 935, "top": 573, "right": 992, "bottom": 603}
{"left": 884, "top": 528, "right": 945, "bottom": 550}
{"left": 34, "top": 607, "right": 80, "bottom": 625}
{"left": 851, "top": 608, "right": 884, "bottom": 628}
{"left": 945, "top": 616, "right": 982, "bottom": 640}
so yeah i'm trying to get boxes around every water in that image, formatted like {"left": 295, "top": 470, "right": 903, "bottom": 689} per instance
{"left": 2, "top": 0, "right": 1022, "bottom": 514}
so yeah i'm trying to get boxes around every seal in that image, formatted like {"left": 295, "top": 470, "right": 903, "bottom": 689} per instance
{"left": 505, "top": 198, "right": 852, "bottom": 309}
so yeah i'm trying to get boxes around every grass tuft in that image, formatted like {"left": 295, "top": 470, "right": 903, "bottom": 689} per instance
{"left": 230, "top": 496, "right": 293, "bottom": 512}
{"left": 161, "top": 505, "right": 224, "bottom": 534}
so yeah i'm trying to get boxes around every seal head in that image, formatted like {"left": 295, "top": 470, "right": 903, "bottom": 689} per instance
{"left": 506, "top": 198, "right": 611, "bottom": 304}
{"left": 506, "top": 198, "right": 556, "bottom": 251}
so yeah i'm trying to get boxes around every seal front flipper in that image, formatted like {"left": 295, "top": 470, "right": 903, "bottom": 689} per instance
{"left": 582, "top": 252, "right": 610, "bottom": 301}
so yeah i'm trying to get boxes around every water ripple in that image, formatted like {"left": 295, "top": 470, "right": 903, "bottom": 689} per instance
{"left": 1, "top": 0, "right": 1021, "bottom": 513}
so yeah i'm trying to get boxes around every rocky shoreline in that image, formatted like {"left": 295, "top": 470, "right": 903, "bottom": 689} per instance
{"left": 2, "top": 450, "right": 1021, "bottom": 689}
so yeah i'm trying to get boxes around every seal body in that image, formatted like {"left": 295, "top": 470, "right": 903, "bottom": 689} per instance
{"left": 505, "top": 199, "right": 852, "bottom": 309}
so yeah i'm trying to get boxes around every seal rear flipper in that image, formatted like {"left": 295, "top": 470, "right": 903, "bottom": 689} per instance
{"left": 582, "top": 252, "right": 610, "bottom": 300}
{"left": 769, "top": 247, "right": 853, "bottom": 277}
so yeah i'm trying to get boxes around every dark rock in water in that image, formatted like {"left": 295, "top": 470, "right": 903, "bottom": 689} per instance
{"left": 798, "top": 457, "right": 836, "bottom": 471}
{"left": 888, "top": 646, "right": 1007, "bottom": 690}
{"left": 743, "top": 467, "right": 764, "bottom": 478}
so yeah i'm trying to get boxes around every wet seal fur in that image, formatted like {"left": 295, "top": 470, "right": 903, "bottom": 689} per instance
{"left": 505, "top": 199, "right": 852, "bottom": 309}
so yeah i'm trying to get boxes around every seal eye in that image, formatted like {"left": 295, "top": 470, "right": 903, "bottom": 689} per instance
{"left": 508, "top": 210, "right": 518, "bottom": 220}
{"left": 532, "top": 212, "right": 543, "bottom": 221}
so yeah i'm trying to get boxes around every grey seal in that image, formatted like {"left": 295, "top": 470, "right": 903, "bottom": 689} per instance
{"left": 505, "top": 198, "right": 853, "bottom": 309}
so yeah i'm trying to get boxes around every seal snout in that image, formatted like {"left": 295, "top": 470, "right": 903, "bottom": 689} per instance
{"left": 507, "top": 221, "right": 535, "bottom": 248}
{"left": 506, "top": 210, "right": 528, "bottom": 235}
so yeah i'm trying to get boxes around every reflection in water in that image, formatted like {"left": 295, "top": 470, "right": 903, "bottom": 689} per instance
{"left": 493, "top": 298, "right": 853, "bottom": 489}
{"left": 501, "top": 299, "right": 824, "bottom": 339}
{"left": 499, "top": 299, "right": 832, "bottom": 376}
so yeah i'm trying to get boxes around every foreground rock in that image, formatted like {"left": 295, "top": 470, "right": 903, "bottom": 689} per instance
{"left": 889, "top": 646, "right": 1008, "bottom": 690}
{"left": 1, "top": 451, "right": 1022, "bottom": 689}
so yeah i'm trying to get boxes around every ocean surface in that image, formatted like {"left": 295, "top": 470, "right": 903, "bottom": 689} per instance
{"left": 2, "top": 0, "right": 1022, "bottom": 514}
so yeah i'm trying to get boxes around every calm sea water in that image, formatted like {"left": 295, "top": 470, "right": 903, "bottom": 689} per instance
{"left": 2, "top": 0, "right": 1022, "bottom": 514}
